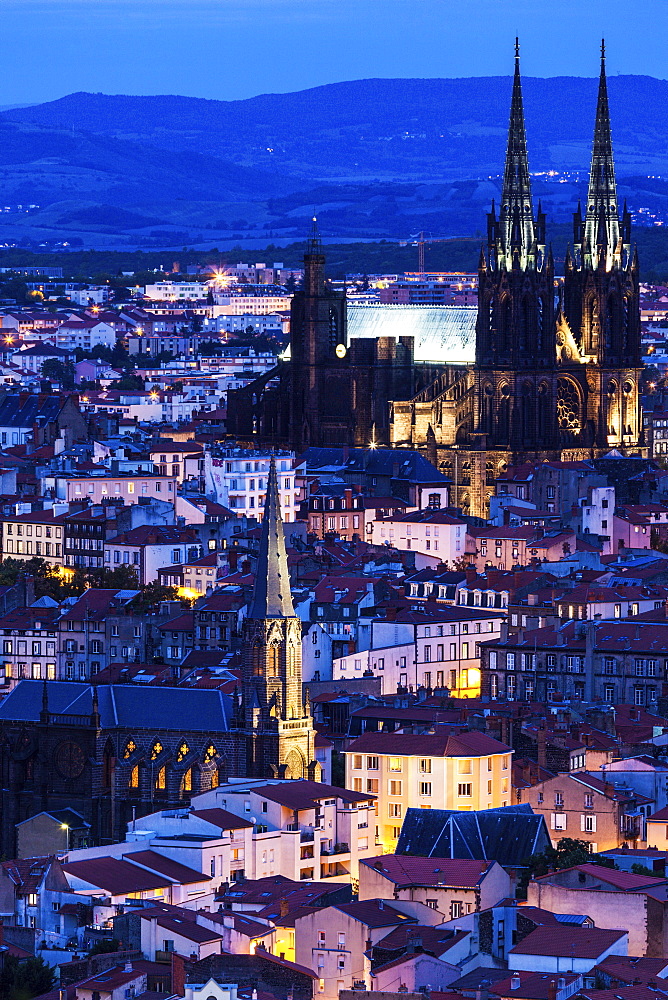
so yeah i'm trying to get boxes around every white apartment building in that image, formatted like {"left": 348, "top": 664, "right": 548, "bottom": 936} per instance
{"left": 55, "top": 320, "right": 115, "bottom": 350}
{"left": 195, "top": 779, "right": 377, "bottom": 882}
{"left": 333, "top": 608, "right": 505, "bottom": 698}
{"left": 212, "top": 295, "right": 292, "bottom": 315}
{"left": 204, "top": 451, "right": 297, "bottom": 521}
{"left": 371, "top": 509, "right": 466, "bottom": 563}
{"left": 581, "top": 485, "right": 616, "bottom": 555}
{"left": 344, "top": 730, "right": 513, "bottom": 852}
{"left": 143, "top": 282, "right": 208, "bottom": 301}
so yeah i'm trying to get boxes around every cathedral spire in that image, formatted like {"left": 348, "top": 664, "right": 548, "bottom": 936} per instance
{"left": 498, "top": 38, "right": 535, "bottom": 269}
{"left": 248, "top": 457, "right": 294, "bottom": 619}
{"left": 583, "top": 40, "right": 620, "bottom": 269}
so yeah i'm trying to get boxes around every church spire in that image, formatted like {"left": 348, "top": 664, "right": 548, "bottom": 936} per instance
{"left": 248, "top": 457, "right": 294, "bottom": 619}
{"left": 498, "top": 38, "right": 535, "bottom": 269}
{"left": 583, "top": 40, "right": 620, "bottom": 269}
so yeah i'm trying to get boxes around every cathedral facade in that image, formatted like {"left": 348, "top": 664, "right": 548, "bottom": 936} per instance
{"left": 390, "top": 42, "right": 645, "bottom": 517}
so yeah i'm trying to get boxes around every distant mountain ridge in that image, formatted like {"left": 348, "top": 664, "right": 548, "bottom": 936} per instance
{"left": 0, "top": 76, "right": 666, "bottom": 250}
{"left": 4, "top": 76, "right": 668, "bottom": 180}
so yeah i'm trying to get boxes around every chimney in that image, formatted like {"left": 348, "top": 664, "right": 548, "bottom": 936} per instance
{"left": 170, "top": 952, "right": 186, "bottom": 997}
{"left": 378, "top": 899, "right": 384, "bottom": 910}
{"left": 124, "top": 962, "right": 132, "bottom": 973}
{"left": 537, "top": 722, "right": 547, "bottom": 770}
{"left": 465, "top": 564, "right": 477, "bottom": 585}
{"left": 511, "top": 975, "right": 521, "bottom": 991}
{"left": 548, "top": 981, "right": 557, "bottom": 1000}
{"left": 279, "top": 898, "right": 289, "bottom": 918}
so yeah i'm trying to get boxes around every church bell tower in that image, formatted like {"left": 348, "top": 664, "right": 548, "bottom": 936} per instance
{"left": 562, "top": 41, "right": 643, "bottom": 452}
{"left": 240, "top": 457, "right": 318, "bottom": 780}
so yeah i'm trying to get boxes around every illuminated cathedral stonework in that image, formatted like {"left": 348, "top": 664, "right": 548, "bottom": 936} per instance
{"left": 390, "top": 42, "right": 645, "bottom": 518}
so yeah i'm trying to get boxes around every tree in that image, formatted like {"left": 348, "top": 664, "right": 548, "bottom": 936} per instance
{"left": 0, "top": 954, "right": 55, "bottom": 1000}
{"left": 41, "top": 358, "right": 75, "bottom": 388}
{"left": 130, "top": 582, "right": 179, "bottom": 614}
{"left": 197, "top": 339, "right": 224, "bottom": 357}
{"left": 517, "top": 838, "right": 615, "bottom": 898}
{"left": 113, "top": 373, "right": 144, "bottom": 391}
{"left": 88, "top": 938, "right": 120, "bottom": 957}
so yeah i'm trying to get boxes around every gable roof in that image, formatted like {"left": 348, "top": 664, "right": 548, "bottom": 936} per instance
{"left": 396, "top": 805, "right": 550, "bottom": 868}
{"left": 508, "top": 924, "right": 627, "bottom": 958}
{"left": 360, "top": 855, "right": 494, "bottom": 888}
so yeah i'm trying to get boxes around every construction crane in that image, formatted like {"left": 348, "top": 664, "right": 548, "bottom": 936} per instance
{"left": 401, "top": 232, "right": 481, "bottom": 274}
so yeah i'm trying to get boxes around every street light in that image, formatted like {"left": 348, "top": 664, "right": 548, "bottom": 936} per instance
{"left": 60, "top": 822, "right": 70, "bottom": 853}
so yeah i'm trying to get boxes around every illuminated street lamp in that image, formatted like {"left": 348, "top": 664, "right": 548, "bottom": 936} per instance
{"left": 60, "top": 822, "right": 70, "bottom": 852}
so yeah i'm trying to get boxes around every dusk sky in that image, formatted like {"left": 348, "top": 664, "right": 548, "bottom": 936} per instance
{"left": 1, "top": 0, "right": 666, "bottom": 106}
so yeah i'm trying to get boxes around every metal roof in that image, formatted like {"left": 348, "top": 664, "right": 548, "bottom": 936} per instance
{"left": 347, "top": 304, "right": 476, "bottom": 363}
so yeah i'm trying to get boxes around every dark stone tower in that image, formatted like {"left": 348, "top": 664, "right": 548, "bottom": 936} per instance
{"left": 563, "top": 41, "right": 643, "bottom": 452}
{"left": 240, "top": 457, "right": 318, "bottom": 780}
{"left": 288, "top": 218, "right": 349, "bottom": 451}
{"left": 473, "top": 39, "right": 557, "bottom": 451}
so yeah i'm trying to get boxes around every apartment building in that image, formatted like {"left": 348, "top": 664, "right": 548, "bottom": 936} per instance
{"left": 521, "top": 771, "right": 652, "bottom": 852}
{"left": 371, "top": 509, "right": 466, "bottom": 563}
{"left": 333, "top": 607, "right": 504, "bottom": 697}
{"left": 204, "top": 450, "right": 297, "bottom": 521}
{"left": 46, "top": 472, "right": 178, "bottom": 505}
{"left": 194, "top": 778, "right": 378, "bottom": 883}
{"left": 344, "top": 730, "right": 513, "bottom": 852}
{"left": 2, "top": 507, "right": 67, "bottom": 567}
{"left": 0, "top": 605, "right": 60, "bottom": 688}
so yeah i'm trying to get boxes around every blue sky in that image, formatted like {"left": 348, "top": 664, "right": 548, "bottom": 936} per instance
{"left": 2, "top": 0, "right": 667, "bottom": 105}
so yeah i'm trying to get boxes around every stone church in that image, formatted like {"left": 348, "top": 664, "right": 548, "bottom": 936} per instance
{"left": 227, "top": 219, "right": 447, "bottom": 450}
{"left": 0, "top": 460, "right": 318, "bottom": 854}
{"left": 390, "top": 42, "right": 645, "bottom": 517}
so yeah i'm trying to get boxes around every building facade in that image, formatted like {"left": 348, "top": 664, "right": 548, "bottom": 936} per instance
{"left": 389, "top": 44, "right": 645, "bottom": 517}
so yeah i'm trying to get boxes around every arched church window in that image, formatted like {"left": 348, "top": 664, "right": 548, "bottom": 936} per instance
{"left": 252, "top": 642, "right": 263, "bottom": 676}
{"left": 537, "top": 297, "right": 543, "bottom": 350}
{"left": 557, "top": 379, "right": 581, "bottom": 432}
{"left": 181, "top": 768, "right": 192, "bottom": 794}
{"left": 329, "top": 308, "right": 339, "bottom": 351}
{"left": 177, "top": 742, "right": 189, "bottom": 762}
{"left": 123, "top": 739, "right": 136, "bottom": 759}
{"left": 129, "top": 765, "right": 139, "bottom": 789}
{"left": 268, "top": 644, "right": 279, "bottom": 677}
{"left": 150, "top": 741, "right": 162, "bottom": 760}
{"left": 155, "top": 765, "right": 166, "bottom": 791}
{"left": 204, "top": 744, "right": 217, "bottom": 763}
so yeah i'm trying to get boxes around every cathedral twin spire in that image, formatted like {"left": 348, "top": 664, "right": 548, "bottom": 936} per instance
{"left": 497, "top": 38, "right": 536, "bottom": 270}
{"left": 496, "top": 38, "right": 622, "bottom": 275}
{"left": 582, "top": 41, "right": 622, "bottom": 270}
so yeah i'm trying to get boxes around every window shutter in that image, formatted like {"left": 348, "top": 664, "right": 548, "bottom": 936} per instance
{"left": 581, "top": 814, "right": 586, "bottom": 831}
{"left": 550, "top": 813, "right": 556, "bottom": 830}
{"left": 590, "top": 816, "right": 596, "bottom": 833}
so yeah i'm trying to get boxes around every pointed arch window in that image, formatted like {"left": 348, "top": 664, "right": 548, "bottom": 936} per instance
{"left": 177, "top": 741, "right": 189, "bottom": 762}
{"left": 268, "top": 643, "right": 279, "bottom": 678}
{"left": 150, "top": 741, "right": 163, "bottom": 761}
{"left": 129, "top": 765, "right": 139, "bottom": 789}
{"left": 181, "top": 768, "right": 192, "bottom": 794}
{"left": 123, "top": 740, "right": 136, "bottom": 759}
{"left": 204, "top": 744, "right": 217, "bottom": 763}
{"left": 252, "top": 642, "right": 263, "bottom": 676}
{"left": 155, "top": 766, "right": 166, "bottom": 791}
{"left": 210, "top": 769, "right": 219, "bottom": 789}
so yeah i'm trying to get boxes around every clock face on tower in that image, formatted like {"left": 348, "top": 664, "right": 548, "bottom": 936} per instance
{"left": 55, "top": 740, "right": 86, "bottom": 779}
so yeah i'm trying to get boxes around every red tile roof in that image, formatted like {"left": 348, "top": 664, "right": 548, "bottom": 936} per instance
{"left": 63, "top": 857, "right": 173, "bottom": 894}
{"left": 361, "top": 855, "right": 494, "bottom": 888}
{"left": 331, "top": 898, "right": 415, "bottom": 928}
{"left": 190, "top": 808, "right": 254, "bottom": 831}
{"left": 509, "top": 925, "right": 627, "bottom": 958}
{"left": 123, "top": 851, "right": 208, "bottom": 885}
{"left": 346, "top": 730, "right": 510, "bottom": 757}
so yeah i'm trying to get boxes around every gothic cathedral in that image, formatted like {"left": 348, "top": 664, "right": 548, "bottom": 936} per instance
{"left": 390, "top": 42, "right": 645, "bottom": 517}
